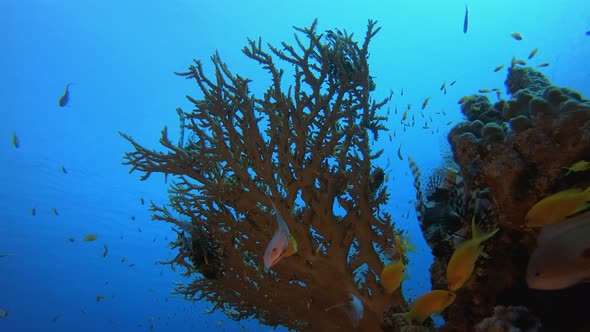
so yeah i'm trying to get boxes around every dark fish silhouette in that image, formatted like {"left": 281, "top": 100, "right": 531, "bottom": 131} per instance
{"left": 58, "top": 83, "right": 73, "bottom": 107}
{"left": 586, "top": 31, "right": 590, "bottom": 36}
{"left": 463, "top": 4, "right": 469, "bottom": 34}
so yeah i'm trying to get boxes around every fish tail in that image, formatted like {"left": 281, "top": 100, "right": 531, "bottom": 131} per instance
{"left": 471, "top": 216, "right": 499, "bottom": 243}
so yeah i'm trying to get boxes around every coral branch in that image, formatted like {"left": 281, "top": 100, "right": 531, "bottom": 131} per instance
{"left": 121, "top": 19, "right": 404, "bottom": 331}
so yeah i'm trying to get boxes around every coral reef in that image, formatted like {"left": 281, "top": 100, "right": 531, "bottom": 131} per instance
{"left": 412, "top": 66, "right": 590, "bottom": 331}
{"left": 476, "top": 305, "right": 541, "bottom": 332}
{"left": 120, "top": 20, "right": 411, "bottom": 331}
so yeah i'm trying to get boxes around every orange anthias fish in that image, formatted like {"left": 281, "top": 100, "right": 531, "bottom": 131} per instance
{"left": 380, "top": 260, "right": 407, "bottom": 293}
{"left": 525, "top": 187, "right": 590, "bottom": 227}
{"left": 526, "top": 211, "right": 590, "bottom": 290}
{"left": 263, "top": 201, "right": 297, "bottom": 268}
{"left": 446, "top": 217, "right": 499, "bottom": 291}
{"left": 401, "top": 290, "right": 456, "bottom": 323}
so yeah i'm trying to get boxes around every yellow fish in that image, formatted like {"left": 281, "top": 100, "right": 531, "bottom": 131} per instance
{"left": 380, "top": 261, "right": 407, "bottom": 293}
{"left": 525, "top": 187, "right": 590, "bottom": 227}
{"left": 528, "top": 48, "right": 538, "bottom": 59}
{"left": 401, "top": 290, "right": 456, "bottom": 323}
{"left": 83, "top": 234, "right": 98, "bottom": 242}
{"left": 446, "top": 217, "right": 499, "bottom": 291}
{"left": 421, "top": 97, "right": 430, "bottom": 110}
{"left": 562, "top": 160, "right": 590, "bottom": 175}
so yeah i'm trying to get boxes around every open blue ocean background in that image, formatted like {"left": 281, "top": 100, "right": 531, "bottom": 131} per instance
{"left": 1, "top": 1, "right": 588, "bottom": 331}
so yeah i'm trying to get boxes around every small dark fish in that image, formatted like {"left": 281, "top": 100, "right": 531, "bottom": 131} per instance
{"left": 450, "top": 80, "right": 457, "bottom": 86}
{"left": 103, "top": 245, "right": 108, "bottom": 257}
{"left": 31, "top": 208, "right": 36, "bottom": 216}
{"left": 11, "top": 132, "right": 19, "bottom": 148}
{"left": 140, "top": 198, "right": 144, "bottom": 205}
{"left": 61, "top": 166, "right": 67, "bottom": 174}
{"left": 58, "top": 83, "right": 73, "bottom": 107}
{"left": 51, "top": 208, "right": 59, "bottom": 216}
{"left": 130, "top": 216, "right": 136, "bottom": 221}
{"left": 586, "top": 31, "right": 590, "bottom": 36}
{"left": 463, "top": 4, "right": 469, "bottom": 34}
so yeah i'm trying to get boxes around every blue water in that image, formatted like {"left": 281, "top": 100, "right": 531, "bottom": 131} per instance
{"left": 1, "top": 1, "right": 588, "bottom": 331}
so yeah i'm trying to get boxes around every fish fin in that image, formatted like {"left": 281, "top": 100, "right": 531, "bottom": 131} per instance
{"left": 471, "top": 216, "right": 499, "bottom": 243}
{"left": 571, "top": 202, "right": 590, "bottom": 215}
{"left": 285, "top": 234, "right": 298, "bottom": 256}
{"left": 480, "top": 250, "right": 490, "bottom": 259}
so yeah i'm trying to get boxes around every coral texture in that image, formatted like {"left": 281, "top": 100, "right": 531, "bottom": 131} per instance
{"left": 414, "top": 66, "right": 590, "bottom": 331}
{"left": 121, "top": 20, "right": 408, "bottom": 331}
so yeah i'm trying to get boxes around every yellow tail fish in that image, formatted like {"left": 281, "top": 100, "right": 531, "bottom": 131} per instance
{"left": 401, "top": 290, "right": 456, "bottom": 323}
{"left": 525, "top": 187, "right": 590, "bottom": 227}
{"left": 446, "top": 217, "right": 499, "bottom": 291}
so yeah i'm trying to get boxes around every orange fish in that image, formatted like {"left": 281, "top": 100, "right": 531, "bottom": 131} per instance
{"left": 380, "top": 260, "right": 407, "bottom": 293}
{"left": 525, "top": 187, "right": 590, "bottom": 227}
{"left": 447, "top": 217, "right": 499, "bottom": 291}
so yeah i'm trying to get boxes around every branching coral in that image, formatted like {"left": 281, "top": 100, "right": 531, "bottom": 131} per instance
{"left": 121, "top": 20, "right": 406, "bottom": 331}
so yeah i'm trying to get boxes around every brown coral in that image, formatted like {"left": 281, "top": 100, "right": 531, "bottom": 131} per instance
{"left": 120, "top": 20, "right": 408, "bottom": 331}
{"left": 435, "top": 66, "right": 590, "bottom": 330}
